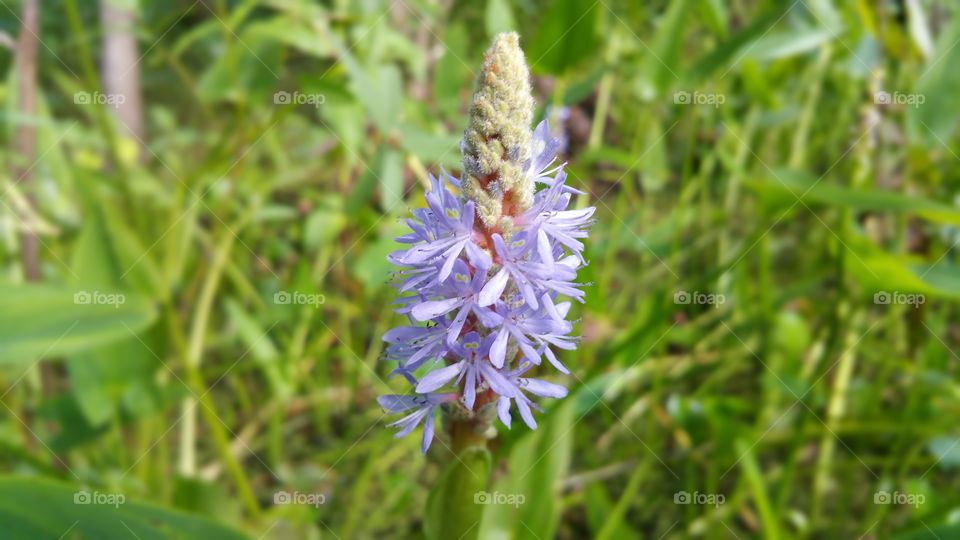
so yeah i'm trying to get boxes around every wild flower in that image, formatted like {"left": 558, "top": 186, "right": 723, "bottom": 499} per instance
{"left": 378, "top": 32, "right": 594, "bottom": 453}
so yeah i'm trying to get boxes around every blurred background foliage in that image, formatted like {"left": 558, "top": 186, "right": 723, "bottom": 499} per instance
{"left": 1, "top": 0, "right": 960, "bottom": 538}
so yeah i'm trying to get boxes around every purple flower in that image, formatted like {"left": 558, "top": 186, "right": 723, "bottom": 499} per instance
{"left": 378, "top": 393, "right": 457, "bottom": 454}
{"left": 383, "top": 322, "right": 452, "bottom": 384}
{"left": 409, "top": 259, "right": 499, "bottom": 345}
{"left": 517, "top": 171, "right": 595, "bottom": 265}
{"left": 496, "top": 362, "right": 568, "bottom": 429}
{"left": 415, "top": 332, "right": 517, "bottom": 410}
{"left": 486, "top": 294, "right": 572, "bottom": 370}
{"left": 527, "top": 120, "right": 564, "bottom": 187}
{"left": 389, "top": 173, "right": 491, "bottom": 282}
{"left": 379, "top": 118, "right": 593, "bottom": 453}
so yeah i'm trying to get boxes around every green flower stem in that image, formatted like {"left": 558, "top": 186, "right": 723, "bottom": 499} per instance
{"left": 425, "top": 445, "right": 491, "bottom": 540}
{"left": 178, "top": 224, "right": 261, "bottom": 517}
{"left": 449, "top": 416, "right": 490, "bottom": 454}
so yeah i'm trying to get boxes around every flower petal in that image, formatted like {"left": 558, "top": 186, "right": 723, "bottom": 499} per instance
{"left": 521, "top": 378, "right": 567, "bottom": 399}
{"left": 480, "top": 361, "right": 517, "bottom": 398}
{"left": 537, "top": 229, "right": 554, "bottom": 267}
{"left": 498, "top": 397, "right": 512, "bottom": 429}
{"left": 517, "top": 398, "right": 537, "bottom": 430}
{"left": 464, "top": 240, "right": 492, "bottom": 270}
{"left": 463, "top": 366, "right": 477, "bottom": 410}
{"left": 438, "top": 240, "right": 465, "bottom": 282}
{"left": 421, "top": 412, "right": 435, "bottom": 454}
{"left": 415, "top": 361, "right": 464, "bottom": 393}
{"left": 489, "top": 327, "right": 509, "bottom": 368}
{"left": 411, "top": 297, "right": 462, "bottom": 321}
{"left": 478, "top": 267, "right": 509, "bottom": 306}
{"left": 377, "top": 394, "right": 420, "bottom": 413}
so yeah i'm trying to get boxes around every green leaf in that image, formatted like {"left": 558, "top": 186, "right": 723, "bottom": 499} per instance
{"left": 354, "top": 221, "right": 406, "bottom": 292}
{"left": 745, "top": 168, "right": 960, "bottom": 225}
{"left": 304, "top": 205, "right": 347, "bottom": 250}
{"left": 528, "top": 0, "right": 600, "bottom": 75}
{"left": 346, "top": 147, "right": 384, "bottom": 214}
{"left": 833, "top": 232, "right": 960, "bottom": 298}
{"left": 478, "top": 399, "right": 575, "bottom": 539}
{"left": 586, "top": 483, "right": 640, "bottom": 539}
{"left": 907, "top": 14, "right": 960, "bottom": 147}
{"left": 637, "top": 0, "right": 691, "bottom": 96}
{"left": 254, "top": 205, "right": 298, "bottom": 223}
{"left": 331, "top": 38, "right": 403, "bottom": 132}
{"left": 0, "top": 283, "right": 156, "bottom": 365}
{"left": 904, "top": 0, "right": 934, "bottom": 58}
{"left": 747, "top": 28, "right": 835, "bottom": 61}
{"left": 198, "top": 34, "right": 282, "bottom": 105}
{"left": 894, "top": 524, "right": 960, "bottom": 540}
{"left": 246, "top": 16, "right": 333, "bottom": 58}
{"left": 485, "top": 0, "right": 515, "bottom": 37}
{"left": 425, "top": 447, "right": 492, "bottom": 540}
{"left": 225, "top": 299, "right": 290, "bottom": 399}
{"left": 699, "top": 0, "right": 728, "bottom": 39}
{"left": 927, "top": 437, "right": 960, "bottom": 470}
{"left": 380, "top": 149, "right": 405, "bottom": 211}
{"left": 433, "top": 23, "right": 472, "bottom": 121}
{"left": 690, "top": 5, "right": 791, "bottom": 80}
{"left": 736, "top": 439, "right": 781, "bottom": 539}
{"left": 67, "top": 212, "right": 161, "bottom": 426}
{"left": 173, "top": 475, "right": 242, "bottom": 521}
{"left": 638, "top": 118, "right": 669, "bottom": 191}
{"left": 0, "top": 476, "right": 248, "bottom": 540}
{"left": 397, "top": 124, "right": 462, "bottom": 169}
{"left": 321, "top": 99, "right": 366, "bottom": 165}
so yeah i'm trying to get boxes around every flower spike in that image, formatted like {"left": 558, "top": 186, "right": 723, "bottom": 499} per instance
{"left": 378, "top": 33, "right": 593, "bottom": 453}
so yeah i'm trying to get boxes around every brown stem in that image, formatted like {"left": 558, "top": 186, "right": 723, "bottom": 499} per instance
{"left": 449, "top": 416, "right": 489, "bottom": 454}
{"left": 15, "top": 0, "right": 40, "bottom": 281}
{"left": 13, "top": 0, "right": 59, "bottom": 459}
{"left": 100, "top": 0, "right": 145, "bottom": 156}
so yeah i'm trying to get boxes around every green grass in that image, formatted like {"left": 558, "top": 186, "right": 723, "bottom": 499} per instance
{"left": 1, "top": 0, "right": 960, "bottom": 538}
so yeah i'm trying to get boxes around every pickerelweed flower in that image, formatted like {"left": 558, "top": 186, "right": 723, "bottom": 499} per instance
{"left": 378, "top": 32, "right": 594, "bottom": 453}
